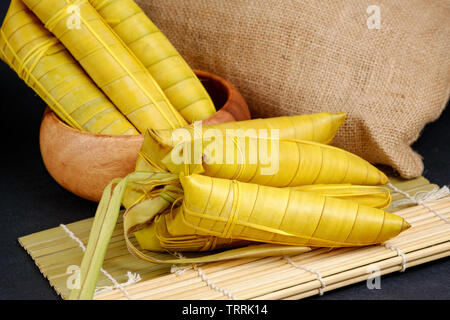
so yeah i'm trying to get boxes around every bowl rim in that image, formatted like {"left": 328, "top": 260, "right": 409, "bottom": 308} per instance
{"left": 43, "top": 69, "right": 238, "bottom": 140}
{"left": 195, "top": 69, "right": 233, "bottom": 106}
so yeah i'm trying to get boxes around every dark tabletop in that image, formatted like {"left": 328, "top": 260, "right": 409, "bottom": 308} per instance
{"left": 0, "top": 2, "right": 448, "bottom": 300}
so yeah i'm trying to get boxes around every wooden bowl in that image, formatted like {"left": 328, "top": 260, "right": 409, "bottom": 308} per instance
{"left": 40, "top": 70, "right": 251, "bottom": 202}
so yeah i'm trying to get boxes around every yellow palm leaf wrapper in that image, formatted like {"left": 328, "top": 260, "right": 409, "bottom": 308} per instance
{"left": 138, "top": 129, "right": 389, "bottom": 187}
{"left": 122, "top": 174, "right": 391, "bottom": 212}
{"left": 69, "top": 172, "right": 310, "bottom": 299}
{"left": 69, "top": 119, "right": 402, "bottom": 299}
{"left": 22, "top": 0, "right": 187, "bottom": 132}
{"left": 124, "top": 183, "right": 391, "bottom": 213}
{"left": 134, "top": 174, "right": 407, "bottom": 252}
{"left": 69, "top": 171, "right": 404, "bottom": 299}
{"left": 0, "top": 0, "right": 138, "bottom": 135}
{"left": 89, "top": 0, "right": 216, "bottom": 123}
{"left": 292, "top": 184, "right": 392, "bottom": 209}
{"left": 135, "top": 112, "right": 347, "bottom": 171}
{"left": 202, "top": 112, "right": 347, "bottom": 143}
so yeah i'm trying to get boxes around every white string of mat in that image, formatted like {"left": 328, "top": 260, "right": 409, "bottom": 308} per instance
{"left": 384, "top": 243, "right": 407, "bottom": 272}
{"left": 94, "top": 271, "right": 142, "bottom": 297}
{"left": 388, "top": 184, "right": 450, "bottom": 223}
{"left": 194, "top": 265, "right": 237, "bottom": 300}
{"left": 59, "top": 224, "right": 141, "bottom": 299}
{"left": 170, "top": 264, "right": 193, "bottom": 275}
{"left": 384, "top": 184, "right": 450, "bottom": 273}
{"left": 284, "top": 256, "right": 326, "bottom": 296}
{"left": 170, "top": 253, "right": 236, "bottom": 300}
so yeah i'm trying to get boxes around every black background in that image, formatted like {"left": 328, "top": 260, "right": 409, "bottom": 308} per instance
{"left": 0, "top": 2, "right": 448, "bottom": 300}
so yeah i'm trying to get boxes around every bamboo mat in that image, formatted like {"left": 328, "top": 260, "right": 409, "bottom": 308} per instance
{"left": 18, "top": 176, "right": 450, "bottom": 300}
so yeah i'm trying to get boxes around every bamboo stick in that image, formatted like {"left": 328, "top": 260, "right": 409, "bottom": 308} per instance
{"left": 280, "top": 248, "right": 450, "bottom": 300}
{"left": 95, "top": 205, "right": 450, "bottom": 300}
{"left": 89, "top": 226, "right": 446, "bottom": 298}
{"left": 95, "top": 248, "right": 337, "bottom": 299}
{"left": 97, "top": 231, "right": 450, "bottom": 300}
{"left": 118, "top": 218, "right": 448, "bottom": 300}
{"left": 173, "top": 233, "right": 450, "bottom": 300}
{"left": 103, "top": 225, "right": 448, "bottom": 300}
{"left": 160, "top": 233, "right": 450, "bottom": 300}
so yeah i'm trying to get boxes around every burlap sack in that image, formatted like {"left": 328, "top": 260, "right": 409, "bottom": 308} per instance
{"left": 136, "top": 0, "right": 450, "bottom": 178}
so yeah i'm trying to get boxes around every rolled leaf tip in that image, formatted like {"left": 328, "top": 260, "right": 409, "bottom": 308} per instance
{"left": 402, "top": 220, "right": 411, "bottom": 232}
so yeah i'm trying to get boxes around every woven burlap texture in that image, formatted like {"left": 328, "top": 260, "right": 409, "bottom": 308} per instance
{"left": 137, "top": 0, "right": 450, "bottom": 178}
